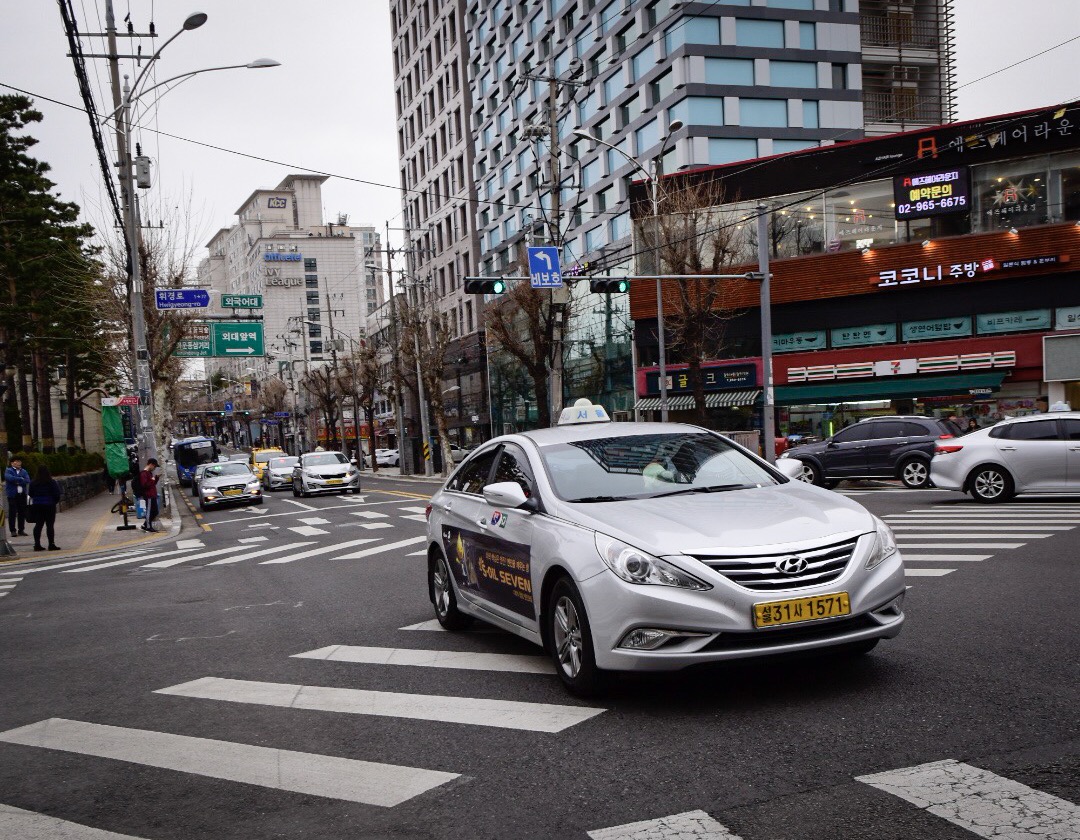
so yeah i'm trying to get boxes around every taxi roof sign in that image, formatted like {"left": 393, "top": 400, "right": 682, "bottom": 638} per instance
{"left": 558, "top": 398, "right": 611, "bottom": 426}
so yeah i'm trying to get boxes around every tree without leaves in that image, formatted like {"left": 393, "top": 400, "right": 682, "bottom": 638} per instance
{"left": 337, "top": 340, "right": 383, "bottom": 473}
{"left": 301, "top": 364, "right": 341, "bottom": 451}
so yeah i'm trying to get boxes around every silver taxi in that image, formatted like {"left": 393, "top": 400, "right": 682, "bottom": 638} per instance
{"left": 424, "top": 400, "right": 906, "bottom": 696}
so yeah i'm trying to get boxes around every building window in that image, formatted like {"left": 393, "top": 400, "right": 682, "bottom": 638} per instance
{"left": 799, "top": 22, "right": 816, "bottom": 49}
{"left": 704, "top": 57, "right": 754, "bottom": 86}
{"left": 735, "top": 19, "right": 784, "bottom": 48}
{"left": 771, "top": 60, "right": 818, "bottom": 88}
{"left": 774, "top": 139, "right": 818, "bottom": 154}
{"left": 669, "top": 96, "right": 724, "bottom": 126}
{"left": 599, "top": 1, "right": 620, "bottom": 34}
{"left": 708, "top": 138, "right": 758, "bottom": 165}
{"left": 649, "top": 70, "right": 674, "bottom": 103}
{"left": 739, "top": 98, "right": 789, "bottom": 127}
{"left": 307, "top": 308, "right": 321, "bottom": 322}
{"left": 305, "top": 275, "right": 319, "bottom": 288}
{"left": 309, "top": 341, "right": 323, "bottom": 355}
{"left": 609, "top": 210, "right": 631, "bottom": 241}
{"left": 630, "top": 49, "right": 653, "bottom": 83}
{"left": 584, "top": 225, "right": 607, "bottom": 253}
{"left": 603, "top": 68, "right": 624, "bottom": 103}
{"left": 306, "top": 291, "right": 320, "bottom": 305}
{"left": 665, "top": 16, "right": 719, "bottom": 51}
{"left": 308, "top": 324, "right": 322, "bottom": 338}
{"left": 768, "top": 0, "right": 814, "bottom": 8}
{"left": 802, "top": 100, "right": 820, "bottom": 128}
{"left": 832, "top": 63, "right": 847, "bottom": 89}
{"left": 303, "top": 258, "right": 317, "bottom": 271}
{"left": 635, "top": 119, "right": 659, "bottom": 153}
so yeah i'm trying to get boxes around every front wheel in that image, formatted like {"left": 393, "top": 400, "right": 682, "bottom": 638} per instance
{"left": 547, "top": 577, "right": 604, "bottom": 697}
{"left": 899, "top": 458, "right": 931, "bottom": 489}
{"left": 970, "top": 465, "right": 1014, "bottom": 503}
{"left": 430, "top": 552, "right": 472, "bottom": 630}
{"left": 795, "top": 460, "right": 822, "bottom": 485}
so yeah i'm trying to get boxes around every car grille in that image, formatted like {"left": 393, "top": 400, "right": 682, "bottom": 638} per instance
{"left": 690, "top": 538, "right": 859, "bottom": 592}
{"left": 701, "top": 614, "right": 877, "bottom": 651}
{"left": 320, "top": 473, "right": 347, "bottom": 480}
{"left": 219, "top": 483, "right": 246, "bottom": 493}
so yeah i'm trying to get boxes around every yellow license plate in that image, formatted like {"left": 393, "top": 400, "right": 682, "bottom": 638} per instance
{"left": 326, "top": 479, "right": 343, "bottom": 485}
{"left": 753, "top": 592, "right": 850, "bottom": 628}
{"left": 222, "top": 489, "right": 242, "bottom": 497}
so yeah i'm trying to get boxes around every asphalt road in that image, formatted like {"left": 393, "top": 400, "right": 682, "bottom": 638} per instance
{"left": 0, "top": 477, "right": 1077, "bottom": 840}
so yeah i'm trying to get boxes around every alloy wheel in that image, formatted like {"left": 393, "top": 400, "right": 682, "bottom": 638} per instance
{"left": 433, "top": 556, "right": 451, "bottom": 618}
{"left": 974, "top": 469, "right": 1006, "bottom": 500}
{"left": 902, "top": 461, "right": 929, "bottom": 488}
{"left": 553, "top": 595, "right": 583, "bottom": 678}
{"left": 797, "top": 463, "right": 816, "bottom": 483}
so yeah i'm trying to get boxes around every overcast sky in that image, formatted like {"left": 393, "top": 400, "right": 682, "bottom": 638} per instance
{"left": 2, "top": 1, "right": 1078, "bottom": 259}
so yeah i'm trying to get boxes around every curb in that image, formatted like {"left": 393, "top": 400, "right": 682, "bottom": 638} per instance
{"left": 360, "top": 470, "right": 445, "bottom": 486}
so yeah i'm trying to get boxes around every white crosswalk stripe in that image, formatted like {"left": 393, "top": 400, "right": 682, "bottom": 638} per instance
{"left": 155, "top": 676, "right": 605, "bottom": 732}
{"left": 201, "top": 542, "right": 319, "bottom": 567}
{"left": 0, "top": 803, "right": 148, "bottom": 839}
{"left": 857, "top": 759, "right": 1080, "bottom": 839}
{"left": 258, "top": 537, "right": 381, "bottom": 565}
{"left": 63, "top": 548, "right": 202, "bottom": 573}
{"left": 351, "top": 510, "right": 388, "bottom": 519}
{"left": 331, "top": 536, "right": 427, "bottom": 560}
{"left": 398, "top": 506, "right": 428, "bottom": 513}
{"left": 293, "top": 644, "right": 555, "bottom": 674}
{"left": 358, "top": 522, "right": 395, "bottom": 529}
{"left": 588, "top": 810, "right": 741, "bottom": 839}
{"left": 904, "top": 568, "right": 955, "bottom": 576}
{"left": 238, "top": 536, "right": 269, "bottom": 543}
{"left": 0, "top": 718, "right": 458, "bottom": 808}
{"left": 1, "top": 549, "right": 150, "bottom": 576}
{"left": 902, "top": 554, "right": 989, "bottom": 562}
{"left": 898, "top": 543, "right": 1022, "bottom": 549}
{"left": 289, "top": 525, "right": 329, "bottom": 536}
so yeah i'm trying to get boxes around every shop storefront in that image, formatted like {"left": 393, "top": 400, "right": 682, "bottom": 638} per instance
{"left": 634, "top": 360, "right": 762, "bottom": 428}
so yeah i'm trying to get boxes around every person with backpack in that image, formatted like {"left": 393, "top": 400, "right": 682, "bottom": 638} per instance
{"left": 27, "top": 465, "right": 62, "bottom": 551}
{"left": 4, "top": 456, "right": 30, "bottom": 537}
{"left": 138, "top": 458, "right": 160, "bottom": 533}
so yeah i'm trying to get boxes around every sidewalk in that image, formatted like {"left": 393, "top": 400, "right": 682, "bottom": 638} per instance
{"left": 360, "top": 467, "right": 444, "bottom": 485}
{"left": 0, "top": 489, "right": 181, "bottom": 566}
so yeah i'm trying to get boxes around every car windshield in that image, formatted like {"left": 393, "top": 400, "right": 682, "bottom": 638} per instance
{"left": 539, "top": 432, "right": 780, "bottom": 502}
{"left": 204, "top": 463, "right": 253, "bottom": 478}
{"left": 175, "top": 440, "right": 216, "bottom": 467}
{"left": 255, "top": 451, "right": 285, "bottom": 463}
{"left": 228, "top": 454, "right": 249, "bottom": 462}
{"left": 269, "top": 457, "right": 299, "bottom": 469}
{"left": 305, "top": 452, "right": 348, "bottom": 467}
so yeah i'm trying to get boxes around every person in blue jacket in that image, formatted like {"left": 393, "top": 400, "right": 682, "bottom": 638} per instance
{"left": 28, "top": 466, "right": 62, "bottom": 551}
{"left": 4, "top": 456, "right": 30, "bottom": 537}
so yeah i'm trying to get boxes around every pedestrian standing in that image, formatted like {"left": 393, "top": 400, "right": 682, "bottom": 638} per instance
{"left": 4, "top": 456, "right": 30, "bottom": 537}
{"left": 27, "top": 465, "right": 62, "bottom": 551}
{"left": 102, "top": 463, "right": 117, "bottom": 494}
{"left": 139, "top": 458, "right": 160, "bottom": 533}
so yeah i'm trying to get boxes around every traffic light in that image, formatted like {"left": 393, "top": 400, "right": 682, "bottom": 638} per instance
{"left": 464, "top": 277, "right": 506, "bottom": 295}
{"left": 565, "top": 261, "right": 592, "bottom": 278}
{"left": 590, "top": 278, "right": 629, "bottom": 294}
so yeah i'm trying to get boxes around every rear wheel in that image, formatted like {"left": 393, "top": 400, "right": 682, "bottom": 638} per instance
{"left": 899, "top": 458, "right": 931, "bottom": 489}
{"left": 430, "top": 552, "right": 472, "bottom": 630}
{"left": 970, "top": 465, "right": 1014, "bottom": 503}
{"left": 547, "top": 577, "right": 604, "bottom": 697}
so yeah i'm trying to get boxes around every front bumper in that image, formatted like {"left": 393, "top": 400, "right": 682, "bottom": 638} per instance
{"left": 300, "top": 473, "right": 361, "bottom": 494}
{"left": 200, "top": 487, "right": 262, "bottom": 507}
{"left": 578, "top": 544, "right": 906, "bottom": 672}
{"left": 265, "top": 473, "right": 294, "bottom": 489}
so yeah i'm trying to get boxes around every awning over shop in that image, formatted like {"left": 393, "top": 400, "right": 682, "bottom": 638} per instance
{"left": 633, "top": 395, "right": 695, "bottom": 410}
{"left": 705, "top": 389, "right": 761, "bottom": 408}
{"left": 774, "top": 372, "right": 1006, "bottom": 406}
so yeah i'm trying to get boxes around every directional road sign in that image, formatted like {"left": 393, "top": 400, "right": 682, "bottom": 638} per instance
{"left": 221, "top": 293, "right": 263, "bottom": 309}
{"left": 155, "top": 289, "right": 209, "bottom": 310}
{"left": 173, "top": 339, "right": 212, "bottom": 358}
{"left": 274, "top": 411, "right": 290, "bottom": 418}
{"left": 224, "top": 401, "right": 234, "bottom": 415}
{"left": 527, "top": 246, "right": 563, "bottom": 288}
{"left": 210, "top": 322, "right": 265, "bottom": 357}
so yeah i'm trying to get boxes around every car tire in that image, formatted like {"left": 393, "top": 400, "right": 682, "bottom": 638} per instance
{"left": 969, "top": 465, "right": 1014, "bottom": 503}
{"left": 547, "top": 577, "right": 605, "bottom": 698}
{"left": 254, "top": 497, "right": 264, "bottom": 505}
{"left": 191, "top": 485, "right": 198, "bottom": 497}
{"left": 899, "top": 457, "right": 931, "bottom": 489}
{"left": 430, "top": 551, "right": 472, "bottom": 631}
{"left": 795, "top": 460, "right": 823, "bottom": 486}
{"left": 198, "top": 499, "right": 206, "bottom": 512}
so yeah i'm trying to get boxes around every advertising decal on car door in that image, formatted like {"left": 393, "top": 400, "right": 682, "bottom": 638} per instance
{"left": 441, "top": 524, "right": 533, "bottom": 617}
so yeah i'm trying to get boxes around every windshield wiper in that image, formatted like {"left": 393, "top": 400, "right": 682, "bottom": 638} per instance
{"left": 652, "top": 484, "right": 749, "bottom": 498}
{"left": 566, "top": 495, "right": 633, "bottom": 503}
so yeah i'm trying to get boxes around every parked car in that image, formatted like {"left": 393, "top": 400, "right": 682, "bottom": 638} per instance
{"left": 425, "top": 399, "right": 905, "bottom": 696}
{"left": 779, "top": 416, "right": 961, "bottom": 489}
{"left": 293, "top": 451, "right": 361, "bottom": 496}
{"left": 197, "top": 463, "right": 263, "bottom": 511}
{"left": 263, "top": 456, "right": 299, "bottom": 490}
{"left": 375, "top": 448, "right": 399, "bottom": 467}
{"left": 190, "top": 463, "right": 212, "bottom": 497}
{"left": 448, "top": 444, "right": 470, "bottom": 463}
{"left": 931, "top": 411, "right": 1080, "bottom": 502}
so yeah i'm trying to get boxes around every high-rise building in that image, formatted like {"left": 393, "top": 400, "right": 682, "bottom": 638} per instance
{"left": 390, "top": 0, "right": 956, "bottom": 430}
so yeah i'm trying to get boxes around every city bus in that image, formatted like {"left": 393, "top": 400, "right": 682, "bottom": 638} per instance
{"left": 173, "top": 436, "right": 221, "bottom": 485}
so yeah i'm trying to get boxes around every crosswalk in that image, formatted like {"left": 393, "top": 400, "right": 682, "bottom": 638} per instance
{"left": 887, "top": 502, "right": 1080, "bottom": 580}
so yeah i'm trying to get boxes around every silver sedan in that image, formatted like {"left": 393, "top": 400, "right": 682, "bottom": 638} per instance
{"left": 198, "top": 463, "right": 264, "bottom": 511}
{"left": 424, "top": 400, "right": 906, "bottom": 696}
{"left": 930, "top": 411, "right": 1080, "bottom": 502}
{"left": 263, "top": 456, "right": 299, "bottom": 490}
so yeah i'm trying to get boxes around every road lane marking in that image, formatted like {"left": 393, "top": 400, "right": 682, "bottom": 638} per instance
{"left": 350, "top": 510, "right": 389, "bottom": 519}
{"left": 0, "top": 718, "right": 458, "bottom": 808}
{"left": 856, "top": 759, "right": 1080, "bottom": 840}
{"left": 331, "top": 537, "right": 428, "bottom": 560}
{"left": 200, "top": 542, "right": 319, "bottom": 566}
{"left": 0, "top": 803, "right": 148, "bottom": 839}
{"left": 405, "top": 550, "right": 427, "bottom": 556}
{"left": 282, "top": 499, "right": 316, "bottom": 510}
{"left": 175, "top": 539, "right": 205, "bottom": 549}
{"left": 289, "top": 525, "right": 329, "bottom": 536}
{"left": 359, "top": 522, "right": 394, "bottom": 530}
{"left": 156, "top": 677, "right": 605, "bottom": 732}
{"left": 293, "top": 645, "right": 555, "bottom": 674}
{"left": 258, "top": 538, "right": 381, "bottom": 565}
{"left": 298, "top": 517, "right": 330, "bottom": 525}
{"left": 897, "top": 543, "right": 1023, "bottom": 549}
{"left": 398, "top": 506, "right": 428, "bottom": 513}
{"left": 901, "top": 554, "right": 990, "bottom": 562}
{"left": 397, "top": 619, "right": 499, "bottom": 633}
{"left": 62, "top": 548, "right": 201, "bottom": 573}
{"left": 238, "top": 536, "right": 269, "bottom": 543}
{"left": 2, "top": 550, "right": 149, "bottom": 576}
{"left": 140, "top": 543, "right": 311, "bottom": 570}
{"left": 588, "top": 810, "right": 741, "bottom": 840}
{"left": 903, "top": 568, "right": 955, "bottom": 576}
{"left": 401, "top": 514, "right": 428, "bottom": 522}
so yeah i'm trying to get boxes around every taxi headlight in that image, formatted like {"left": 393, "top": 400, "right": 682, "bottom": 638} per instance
{"left": 594, "top": 534, "right": 711, "bottom": 590}
{"left": 246, "top": 481, "right": 261, "bottom": 492}
{"left": 866, "top": 518, "right": 897, "bottom": 570}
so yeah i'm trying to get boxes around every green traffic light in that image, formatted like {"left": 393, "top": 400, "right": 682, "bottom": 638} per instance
{"left": 493, "top": 280, "right": 505, "bottom": 294}
{"left": 617, "top": 280, "right": 628, "bottom": 293}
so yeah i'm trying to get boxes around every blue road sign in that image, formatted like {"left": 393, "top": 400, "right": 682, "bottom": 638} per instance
{"left": 274, "top": 411, "right": 290, "bottom": 418}
{"left": 527, "top": 246, "right": 563, "bottom": 289}
{"left": 154, "top": 289, "right": 210, "bottom": 310}
{"left": 224, "top": 401, "right": 234, "bottom": 415}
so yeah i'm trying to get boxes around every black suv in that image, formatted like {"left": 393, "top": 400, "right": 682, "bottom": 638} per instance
{"left": 781, "top": 416, "right": 961, "bottom": 488}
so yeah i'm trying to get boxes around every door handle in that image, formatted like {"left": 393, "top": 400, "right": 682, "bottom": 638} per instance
{"left": 999, "top": 446, "right": 1017, "bottom": 451}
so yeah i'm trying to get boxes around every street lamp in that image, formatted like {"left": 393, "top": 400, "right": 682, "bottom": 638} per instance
{"left": 102, "top": 10, "right": 279, "bottom": 468}
{"left": 572, "top": 119, "right": 683, "bottom": 421}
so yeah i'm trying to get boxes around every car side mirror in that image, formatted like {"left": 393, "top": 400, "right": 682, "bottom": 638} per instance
{"left": 776, "top": 459, "right": 803, "bottom": 480}
{"left": 825, "top": 439, "right": 838, "bottom": 448}
{"left": 483, "top": 481, "right": 531, "bottom": 510}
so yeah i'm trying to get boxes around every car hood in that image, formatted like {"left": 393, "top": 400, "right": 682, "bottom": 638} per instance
{"left": 302, "top": 463, "right": 351, "bottom": 476}
{"left": 201, "top": 473, "right": 255, "bottom": 488}
{"left": 556, "top": 482, "right": 875, "bottom": 555}
{"left": 268, "top": 467, "right": 295, "bottom": 476}
{"left": 784, "top": 441, "right": 830, "bottom": 458}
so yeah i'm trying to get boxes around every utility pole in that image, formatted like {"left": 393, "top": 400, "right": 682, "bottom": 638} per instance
{"left": 546, "top": 66, "right": 568, "bottom": 426}
{"left": 756, "top": 206, "right": 776, "bottom": 463}
{"left": 403, "top": 224, "right": 433, "bottom": 476}
{"left": 386, "top": 221, "right": 409, "bottom": 474}
{"left": 324, "top": 290, "right": 345, "bottom": 451}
